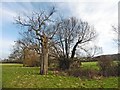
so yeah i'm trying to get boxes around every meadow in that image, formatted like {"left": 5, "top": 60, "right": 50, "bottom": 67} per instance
{"left": 1, "top": 62, "right": 119, "bottom": 88}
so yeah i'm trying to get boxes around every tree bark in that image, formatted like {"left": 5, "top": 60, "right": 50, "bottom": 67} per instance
{"left": 43, "top": 45, "right": 48, "bottom": 74}
{"left": 40, "top": 34, "right": 48, "bottom": 75}
{"left": 23, "top": 48, "right": 25, "bottom": 67}
{"left": 40, "top": 53, "right": 44, "bottom": 74}
{"left": 23, "top": 47, "right": 27, "bottom": 67}
{"left": 71, "top": 40, "right": 82, "bottom": 59}
{"left": 65, "top": 38, "right": 69, "bottom": 58}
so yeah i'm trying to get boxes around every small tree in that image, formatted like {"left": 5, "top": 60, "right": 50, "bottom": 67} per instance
{"left": 15, "top": 31, "right": 40, "bottom": 66}
{"left": 79, "top": 45, "right": 103, "bottom": 61}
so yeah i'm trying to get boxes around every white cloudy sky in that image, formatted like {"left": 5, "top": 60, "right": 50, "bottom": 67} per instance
{"left": 0, "top": 0, "right": 119, "bottom": 59}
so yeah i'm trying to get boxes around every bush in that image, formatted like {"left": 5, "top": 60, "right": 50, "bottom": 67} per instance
{"left": 58, "top": 57, "right": 81, "bottom": 70}
{"left": 117, "top": 61, "right": 120, "bottom": 76}
{"left": 66, "top": 68, "right": 99, "bottom": 79}
{"left": 97, "top": 55, "right": 117, "bottom": 76}
{"left": 58, "top": 57, "right": 70, "bottom": 70}
{"left": 23, "top": 49, "right": 40, "bottom": 67}
{"left": 69, "top": 58, "right": 81, "bottom": 69}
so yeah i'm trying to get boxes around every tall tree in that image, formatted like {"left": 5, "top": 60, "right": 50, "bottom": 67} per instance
{"left": 55, "top": 17, "right": 97, "bottom": 59}
{"left": 15, "top": 7, "right": 56, "bottom": 75}
{"left": 51, "top": 17, "right": 97, "bottom": 69}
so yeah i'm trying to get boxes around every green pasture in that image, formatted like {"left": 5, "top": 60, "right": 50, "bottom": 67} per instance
{"left": 1, "top": 63, "right": 119, "bottom": 88}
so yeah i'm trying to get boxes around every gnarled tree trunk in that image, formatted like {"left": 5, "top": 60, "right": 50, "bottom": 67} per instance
{"left": 40, "top": 34, "right": 48, "bottom": 75}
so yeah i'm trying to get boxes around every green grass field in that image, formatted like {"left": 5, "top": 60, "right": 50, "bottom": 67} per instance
{"left": 1, "top": 63, "right": 119, "bottom": 88}
{"left": 81, "top": 61, "right": 99, "bottom": 71}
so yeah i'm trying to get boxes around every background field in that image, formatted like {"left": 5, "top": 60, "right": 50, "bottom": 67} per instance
{"left": 1, "top": 62, "right": 119, "bottom": 88}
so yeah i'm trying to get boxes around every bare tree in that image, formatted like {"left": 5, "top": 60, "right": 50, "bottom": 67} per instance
{"left": 17, "top": 31, "right": 40, "bottom": 66}
{"left": 50, "top": 17, "right": 97, "bottom": 69}
{"left": 70, "top": 18, "right": 97, "bottom": 59}
{"left": 8, "top": 42, "right": 23, "bottom": 62}
{"left": 15, "top": 7, "right": 56, "bottom": 75}
{"left": 81, "top": 45, "right": 102, "bottom": 58}
{"left": 55, "top": 17, "right": 97, "bottom": 58}
{"left": 112, "top": 26, "right": 120, "bottom": 46}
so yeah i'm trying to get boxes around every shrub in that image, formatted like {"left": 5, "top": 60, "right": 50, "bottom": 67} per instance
{"left": 97, "top": 55, "right": 117, "bottom": 76}
{"left": 67, "top": 69, "right": 81, "bottom": 77}
{"left": 117, "top": 61, "right": 120, "bottom": 76}
{"left": 66, "top": 68, "right": 99, "bottom": 79}
{"left": 58, "top": 57, "right": 81, "bottom": 70}
{"left": 69, "top": 58, "right": 81, "bottom": 69}
{"left": 58, "top": 57, "right": 70, "bottom": 70}
{"left": 24, "top": 48, "right": 40, "bottom": 67}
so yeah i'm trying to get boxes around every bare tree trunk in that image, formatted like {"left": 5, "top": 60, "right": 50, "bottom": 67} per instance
{"left": 40, "top": 53, "right": 44, "bottom": 74}
{"left": 43, "top": 45, "right": 48, "bottom": 74}
{"left": 23, "top": 48, "right": 26, "bottom": 67}
{"left": 23, "top": 48, "right": 25, "bottom": 67}
{"left": 40, "top": 34, "right": 48, "bottom": 75}
{"left": 71, "top": 40, "right": 82, "bottom": 58}
{"left": 65, "top": 38, "right": 69, "bottom": 58}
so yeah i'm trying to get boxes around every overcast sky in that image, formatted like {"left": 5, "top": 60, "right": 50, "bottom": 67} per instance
{"left": 0, "top": 0, "right": 119, "bottom": 59}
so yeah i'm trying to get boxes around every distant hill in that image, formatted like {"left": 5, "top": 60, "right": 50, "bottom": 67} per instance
{"left": 94, "top": 53, "right": 120, "bottom": 61}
